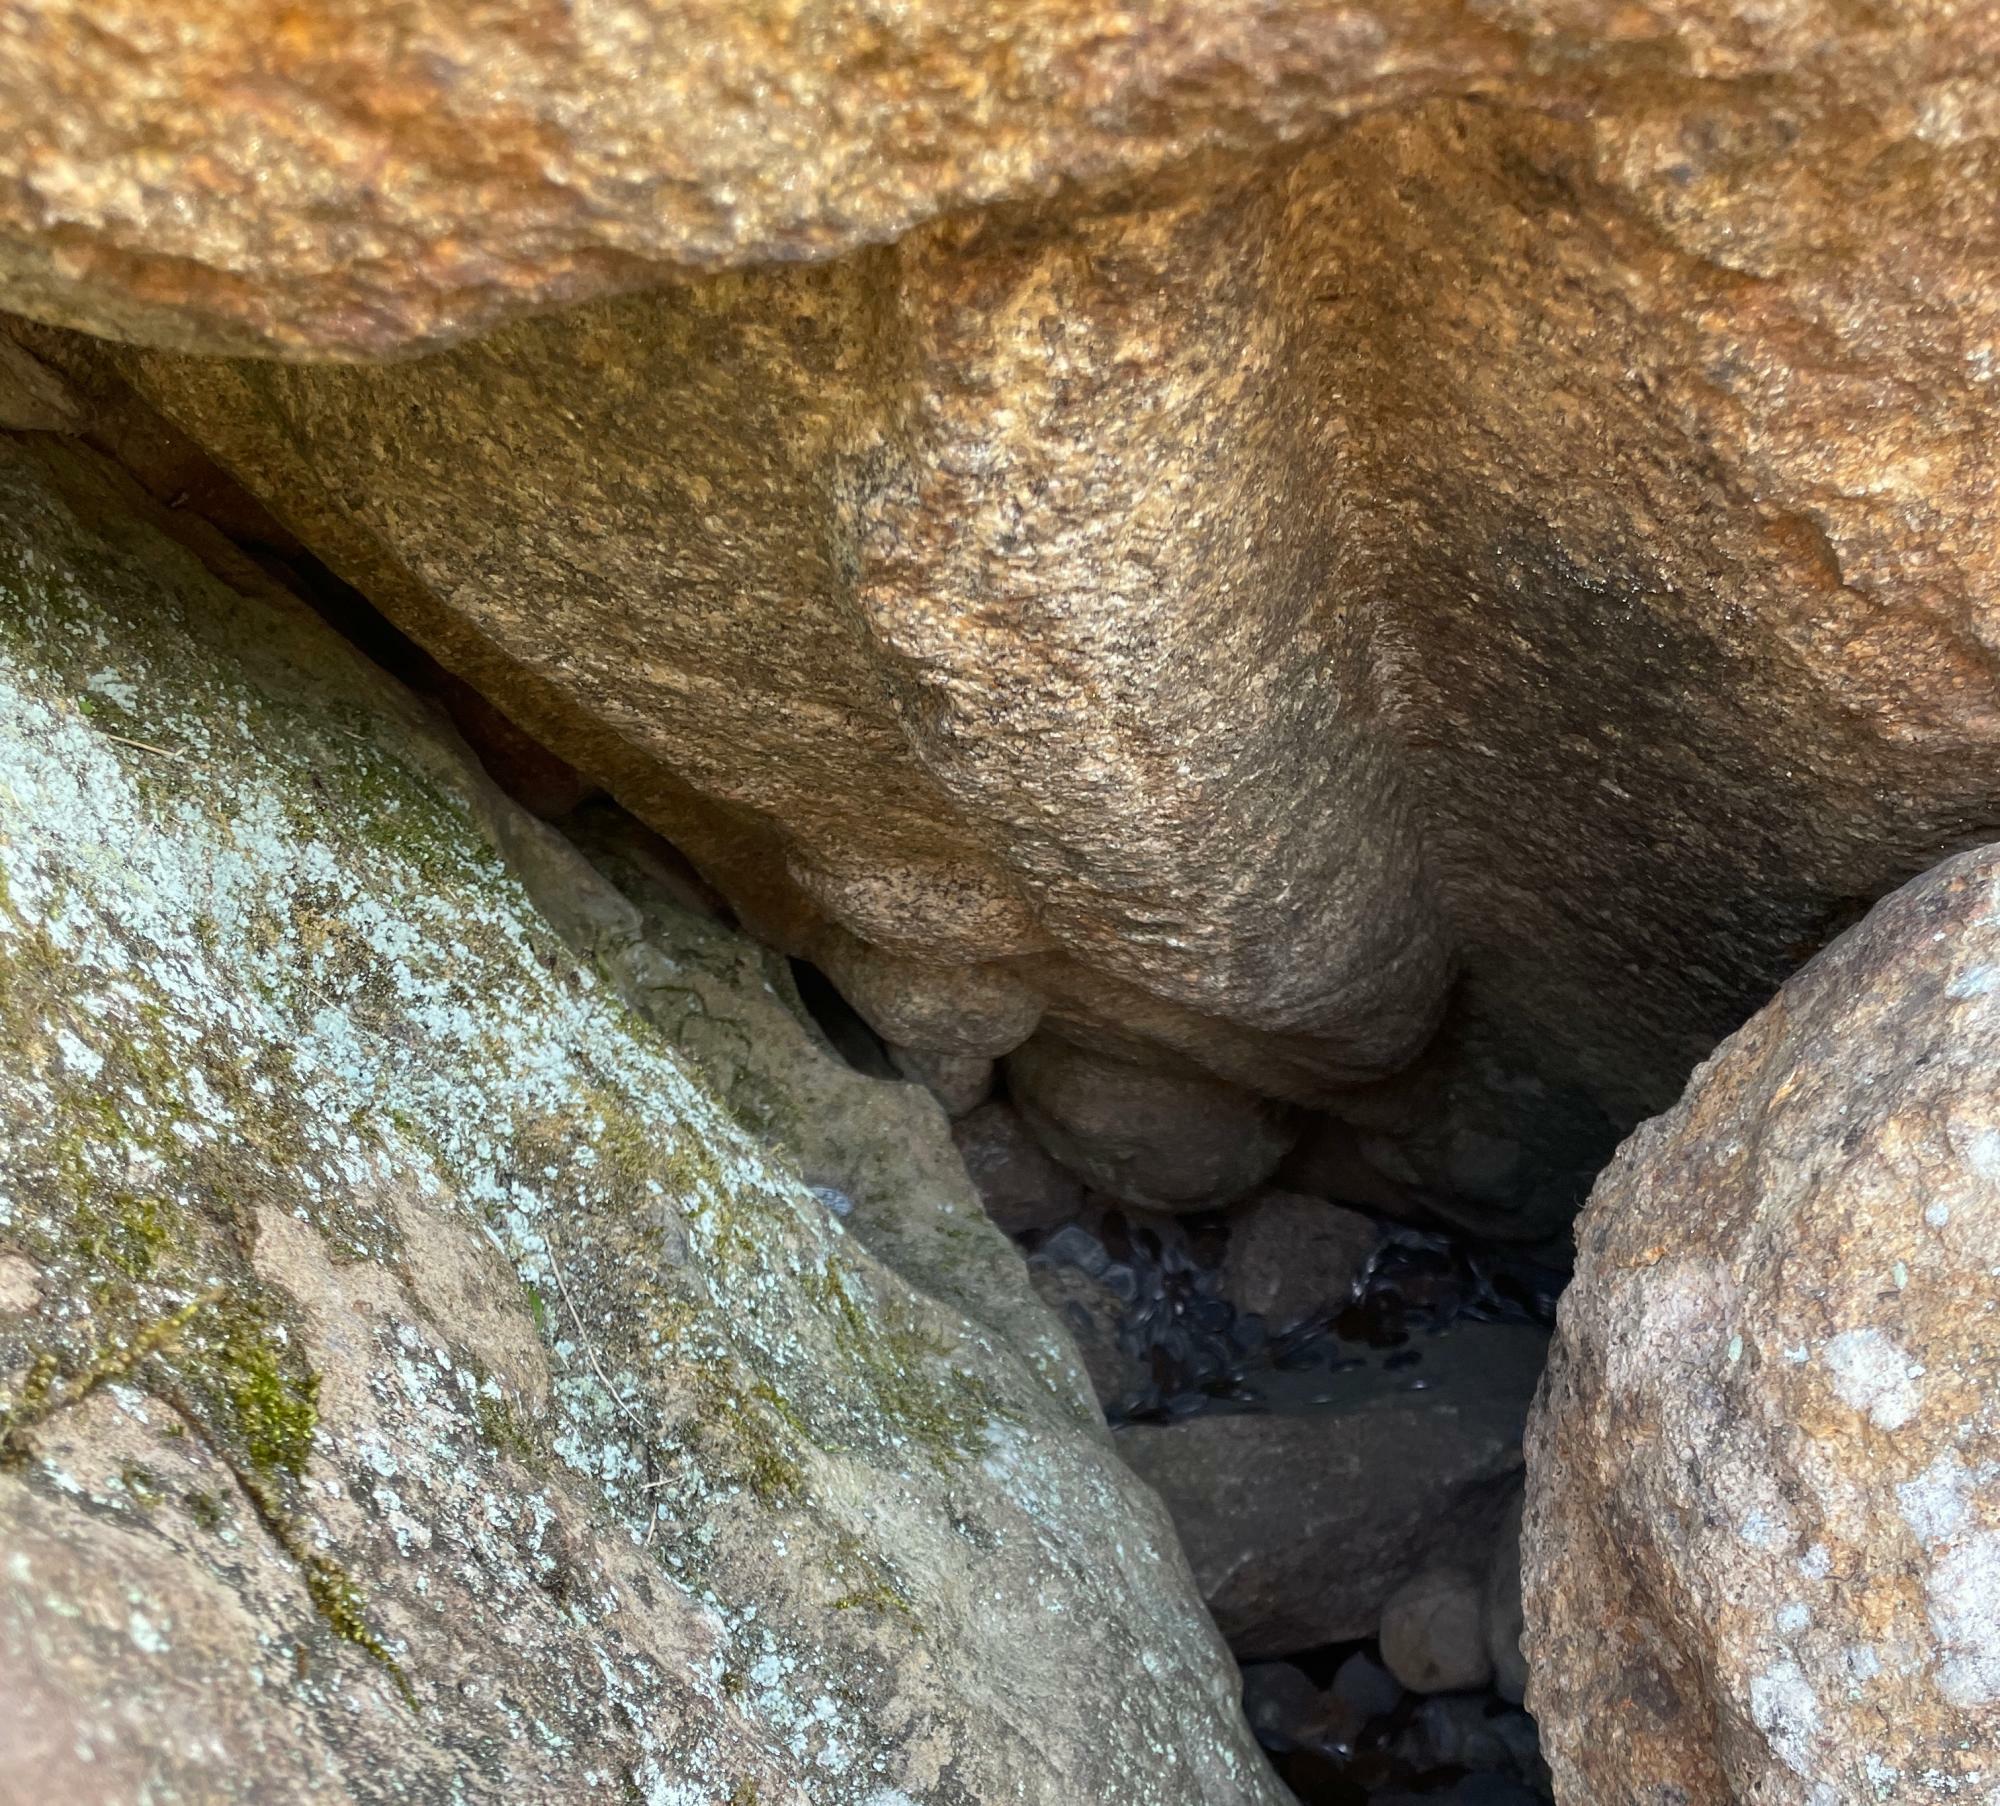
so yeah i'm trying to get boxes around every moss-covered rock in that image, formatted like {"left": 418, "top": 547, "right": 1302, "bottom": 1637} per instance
{"left": 0, "top": 436, "right": 1278, "bottom": 1805}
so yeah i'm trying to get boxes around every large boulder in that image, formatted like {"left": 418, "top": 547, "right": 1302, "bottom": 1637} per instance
{"left": 7, "top": 3, "right": 2000, "bottom": 1239}
{"left": 1526, "top": 845, "right": 2000, "bottom": 1804}
{"left": 6, "top": 0, "right": 1993, "bottom": 1233}
{"left": 11, "top": 0, "right": 1978, "bottom": 367}
{"left": 0, "top": 434, "right": 1281, "bottom": 1805}
{"left": 0, "top": 0, "right": 1530, "bottom": 359}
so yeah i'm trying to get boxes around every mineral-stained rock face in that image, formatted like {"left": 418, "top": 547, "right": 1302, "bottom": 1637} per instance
{"left": 0, "top": 1, "right": 1992, "bottom": 367}
{"left": 6, "top": 0, "right": 1991, "bottom": 1230}
{"left": 0, "top": 434, "right": 1281, "bottom": 1805}
{"left": 8, "top": 3, "right": 2000, "bottom": 1236}
{"left": 0, "top": 0, "right": 1535, "bottom": 359}
{"left": 1524, "top": 845, "right": 2000, "bottom": 1804}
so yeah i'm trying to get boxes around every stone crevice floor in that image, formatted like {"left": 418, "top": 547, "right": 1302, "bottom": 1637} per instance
{"left": 1010, "top": 1201, "right": 1564, "bottom": 1804}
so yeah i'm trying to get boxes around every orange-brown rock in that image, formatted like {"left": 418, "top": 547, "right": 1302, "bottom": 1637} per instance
{"left": 6, "top": 0, "right": 2000, "bottom": 1228}
{"left": 1525, "top": 845, "right": 2000, "bottom": 1803}
{"left": 2, "top": 2, "right": 1992, "bottom": 364}
{"left": 0, "top": 1, "right": 1554, "bottom": 358}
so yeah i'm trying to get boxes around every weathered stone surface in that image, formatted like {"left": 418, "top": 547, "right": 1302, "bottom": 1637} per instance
{"left": 1525, "top": 845, "right": 2000, "bottom": 1804}
{"left": 1380, "top": 1565, "right": 1493, "bottom": 1696}
{"left": 952, "top": 1100, "right": 1085, "bottom": 1236}
{"left": 1220, "top": 1190, "right": 1377, "bottom": 1330}
{"left": 813, "top": 929, "right": 1042, "bottom": 1059}
{"left": 887, "top": 1046, "right": 994, "bottom": 1120}
{"left": 10, "top": 0, "right": 2000, "bottom": 1235}
{"left": 0, "top": 337, "right": 82, "bottom": 432}
{"left": 0, "top": 435, "right": 1281, "bottom": 1805}
{"left": 0, "top": 0, "right": 1545, "bottom": 359}
{"left": 22, "top": 44, "right": 1992, "bottom": 1234}
{"left": 0, "top": 0, "right": 1989, "bottom": 371}
{"left": 1119, "top": 1324, "right": 1544, "bottom": 1657}
{"left": 1009, "top": 1038, "right": 1298, "bottom": 1213}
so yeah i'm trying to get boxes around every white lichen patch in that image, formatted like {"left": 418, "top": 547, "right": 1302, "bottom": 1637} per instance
{"left": 1823, "top": 1328, "right": 1923, "bottom": 1431}
{"left": 1748, "top": 1658, "right": 1822, "bottom": 1776}
{"left": 0, "top": 444, "right": 1273, "bottom": 1804}
{"left": 1929, "top": 1534, "right": 2000, "bottom": 1708}
{"left": 1898, "top": 1452, "right": 1977, "bottom": 1548}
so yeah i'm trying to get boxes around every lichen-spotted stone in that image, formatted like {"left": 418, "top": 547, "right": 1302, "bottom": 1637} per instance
{"left": 1526, "top": 841, "right": 2000, "bottom": 1804}
{"left": 0, "top": 438, "right": 1279, "bottom": 1805}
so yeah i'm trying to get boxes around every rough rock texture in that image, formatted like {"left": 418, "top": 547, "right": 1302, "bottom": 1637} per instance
{"left": 10, "top": 1, "right": 2000, "bottom": 1240}
{"left": 1219, "top": 1191, "right": 1377, "bottom": 1330}
{"left": 1009, "top": 1039, "right": 1298, "bottom": 1213}
{"left": 22, "top": 0, "right": 1991, "bottom": 370}
{"left": 887, "top": 1047, "right": 993, "bottom": 1120}
{"left": 0, "top": 434, "right": 1282, "bottom": 1805}
{"left": 1120, "top": 1323, "right": 1544, "bottom": 1657}
{"left": 0, "top": 337, "right": 81, "bottom": 432}
{"left": 949, "top": 1101, "right": 1084, "bottom": 1236}
{"left": 1525, "top": 844, "right": 2000, "bottom": 1804}
{"left": 9, "top": 0, "right": 1994, "bottom": 1231}
{"left": 0, "top": 0, "right": 1542, "bottom": 359}
{"left": 2, "top": 2, "right": 1994, "bottom": 377}
{"left": 1379, "top": 1565, "right": 1493, "bottom": 1696}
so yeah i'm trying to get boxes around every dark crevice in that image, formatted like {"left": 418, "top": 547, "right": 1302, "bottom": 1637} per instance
{"left": 787, "top": 956, "right": 899, "bottom": 1079}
